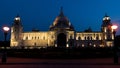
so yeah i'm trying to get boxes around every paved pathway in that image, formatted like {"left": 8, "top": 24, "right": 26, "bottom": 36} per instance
{"left": 0, "top": 57, "right": 120, "bottom": 68}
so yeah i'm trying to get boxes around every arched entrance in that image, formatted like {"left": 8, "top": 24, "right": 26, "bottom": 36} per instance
{"left": 57, "top": 33, "right": 66, "bottom": 47}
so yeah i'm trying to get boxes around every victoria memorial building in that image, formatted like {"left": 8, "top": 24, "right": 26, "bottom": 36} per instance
{"left": 10, "top": 8, "right": 114, "bottom": 48}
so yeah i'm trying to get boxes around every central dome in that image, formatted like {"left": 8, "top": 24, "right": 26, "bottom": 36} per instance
{"left": 50, "top": 7, "right": 74, "bottom": 30}
{"left": 53, "top": 15, "right": 70, "bottom": 27}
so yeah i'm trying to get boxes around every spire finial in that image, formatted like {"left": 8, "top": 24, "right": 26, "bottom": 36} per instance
{"left": 16, "top": 13, "right": 20, "bottom": 17}
{"left": 105, "top": 13, "right": 108, "bottom": 17}
{"left": 59, "top": 6, "right": 64, "bottom": 17}
{"left": 60, "top": 6, "right": 63, "bottom": 12}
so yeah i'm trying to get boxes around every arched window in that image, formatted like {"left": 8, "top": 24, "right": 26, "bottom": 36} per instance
{"left": 51, "top": 35, "right": 54, "bottom": 39}
{"left": 78, "top": 36, "right": 81, "bottom": 40}
{"left": 15, "top": 36, "right": 16, "bottom": 39}
{"left": 85, "top": 37, "right": 87, "bottom": 40}
{"left": 35, "top": 36, "right": 36, "bottom": 39}
{"left": 87, "top": 37, "right": 90, "bottom": 40}
{"left": 26, "top": 36, "right": 28, "bottom": 40}
{"left": 32, "top": 37, "right": 33, "bottom": 40}
{"left": 70, "top": 35, "right": 72, "bottom": 39}
{"left": 34, "top": 42, "right": 36, "bottom": 46}
{"left": 96, "top": 36, "right": 99, "bottom": 40}
{"left": 91, "top": 37, "right": 92, "bottom": 40}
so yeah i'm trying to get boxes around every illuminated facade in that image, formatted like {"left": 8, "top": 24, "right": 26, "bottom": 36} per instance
{"left": 10, "top": 9, "right": 114, "bottom": 48}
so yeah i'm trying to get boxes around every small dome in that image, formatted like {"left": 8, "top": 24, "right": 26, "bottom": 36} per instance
{"left": 103, "top": 14, "right": 111, "bottom": 21}
{"left": 14, "top": 14, "right": 20, "bottom": 21}
{"left": 102, "top": 14, "right": 112, "bottom": 27}
{"left": 13, "top": 14, "right": 21, "bottom": 25}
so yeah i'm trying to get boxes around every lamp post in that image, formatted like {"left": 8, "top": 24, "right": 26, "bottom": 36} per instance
{"left": 111, "top": 25, "right": 118, "bottom": 64}
{"left": 2, "top": 26, "right": 10, "bottom": 63}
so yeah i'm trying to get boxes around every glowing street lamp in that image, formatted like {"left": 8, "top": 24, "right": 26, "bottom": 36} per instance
{"left": 2, "top": 26, "right": 10, "bottom": 63}
{"left": 3, "top": 26, "right": 10, "bottom": 41}
{"left": 111, "top": 25, "right": 118, "bottom": 34}
{"left": 3, "top": 26, "right": 10, "bottom": 31}
{"left": 111, "top": 25, "right": 118, "bottom": 64}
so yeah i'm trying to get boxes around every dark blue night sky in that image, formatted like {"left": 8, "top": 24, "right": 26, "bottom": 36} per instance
{"left": 0, "top": 0, "right": 120, "bottom": 40}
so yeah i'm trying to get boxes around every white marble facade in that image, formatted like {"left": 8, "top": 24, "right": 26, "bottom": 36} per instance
{"left": 10, "top": 9, "right": 114, "bottom": 48}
